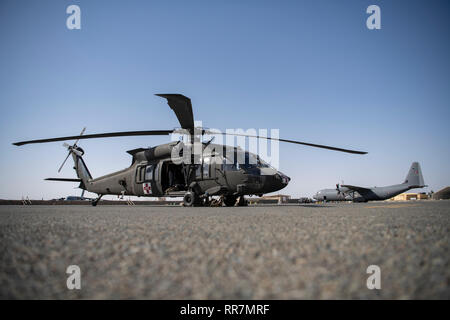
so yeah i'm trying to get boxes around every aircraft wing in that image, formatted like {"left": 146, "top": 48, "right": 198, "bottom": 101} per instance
{"left": 340, "top": 184, "right": 371, "bottom": 194}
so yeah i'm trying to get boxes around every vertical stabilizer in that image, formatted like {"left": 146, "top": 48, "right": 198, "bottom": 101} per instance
{"left": 71, "top": 151, "right": 92, "bottom": 189}
{"left": 403, "top": 162, "right": 425, "bottom": 188}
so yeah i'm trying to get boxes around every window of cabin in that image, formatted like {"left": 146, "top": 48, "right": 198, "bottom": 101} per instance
{"left": 145, "top": 165, "right": 154, "bottom": 181}
{"left": 136, "top": 166, "right": 145, "bottom": 183}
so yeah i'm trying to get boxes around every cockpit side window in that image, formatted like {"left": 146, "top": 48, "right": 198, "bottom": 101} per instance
{"left": 222, "top": 154, "right": 239, "bottom": 171}
{"left": 220, "top": 151, "right": 270, "bottom": 172}
{"left": 245, "top": 152, "right": 270, "bottom": 168}
{"left": 195, "top": 164, "right": 202, "bottom": 179}
{"left": 203, "top": 156, "right": 210, "bottom": 178}
{"left": 257, "top": 156, "right": 270, "bottom": 168}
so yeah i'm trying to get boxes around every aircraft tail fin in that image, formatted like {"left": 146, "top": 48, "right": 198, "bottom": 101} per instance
{"left": 403, "top": 162, "right": 425, "bottom": 188}
{"left": 71, "top": 150, "right": 93, "bottom": 190}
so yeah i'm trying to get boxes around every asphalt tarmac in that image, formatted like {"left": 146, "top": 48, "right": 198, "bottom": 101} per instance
{"left": 0, "top": 201, "right": 449, "bottom": 299}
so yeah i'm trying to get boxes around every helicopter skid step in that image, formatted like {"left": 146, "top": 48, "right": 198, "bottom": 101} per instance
{"left": 164, "top": 191, "right": 187, "bottom": 197}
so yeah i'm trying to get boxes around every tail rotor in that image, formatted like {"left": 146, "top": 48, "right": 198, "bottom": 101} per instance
{"left": 57, "top": 127, "right": 86, "bottom": 173}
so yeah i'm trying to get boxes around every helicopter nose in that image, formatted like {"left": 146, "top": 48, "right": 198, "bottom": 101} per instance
{"left": 276, "top": 172, "right": 290, "bottom": 186}
{"left": 258, "top": 170, "right": 289, "bottom": 193}
{"left": 281, "top": 173, "right": 290, "bottom": 185}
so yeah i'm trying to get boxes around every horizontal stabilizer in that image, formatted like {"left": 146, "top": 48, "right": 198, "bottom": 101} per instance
{"left": 45, "top": 178, "right": 82, "bottom": 182}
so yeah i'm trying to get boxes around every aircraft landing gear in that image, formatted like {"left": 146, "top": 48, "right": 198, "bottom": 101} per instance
{"left": 223, "top": 195, "right": 237, "bottom": 207}
{"left": 91, "top": 194, "right": 103, "bottom": 206}
{"left": 183, "top": 191, "right": 204, "bottom": 207}
{"left": 184, "top": 193, "right": 247, "bottom": 207}
{"left": 183, "top": 192, "right": 195, "bottom": 207}
{"left": 237, "top": 196, "right": 248, "bottom": 206}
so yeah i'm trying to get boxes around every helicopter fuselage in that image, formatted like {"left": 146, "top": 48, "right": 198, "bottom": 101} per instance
{"left": 80, "top": 142, "right": 290, "bottom": 202}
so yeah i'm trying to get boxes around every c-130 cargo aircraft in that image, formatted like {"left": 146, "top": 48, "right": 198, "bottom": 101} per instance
{"left": 313, "top": 162, "right": 426, "bottom": 202}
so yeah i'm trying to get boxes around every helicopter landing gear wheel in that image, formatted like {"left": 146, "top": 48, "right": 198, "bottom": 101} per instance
{"left": 237, "top": 196, "right": 248, "bottom": 206}
{"left": 223, "top": 195, "right": 237, "bottom": 207}
{"left": 183, "top": 192, "right": 195, "bottom": 207}
{"left": 183, "top": 192, "right": 203, "bottom": 207}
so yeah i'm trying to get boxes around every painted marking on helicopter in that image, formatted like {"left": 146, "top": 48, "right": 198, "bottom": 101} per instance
{"left": 143, "top": 183, "right": 152, "bottom": 195}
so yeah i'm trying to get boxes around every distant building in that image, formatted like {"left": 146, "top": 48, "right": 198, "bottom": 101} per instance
{"left": 259, "top": 194, "right": 291, "bottom": 204}
{"left": 432, "top": 187, "right": 450, "bottom": 200}
{"left": 390, "top": 193, "right": 428, "bottom": 201}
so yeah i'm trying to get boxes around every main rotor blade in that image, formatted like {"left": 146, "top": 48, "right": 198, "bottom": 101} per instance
{"left": 156, "top": 94, "right": 194, "bottom": 131}
{"left": 203, "top": 130, "right": 368, "bottom": 155}
{"left": 13, "top": 130, "right": 173, "bottom": 146}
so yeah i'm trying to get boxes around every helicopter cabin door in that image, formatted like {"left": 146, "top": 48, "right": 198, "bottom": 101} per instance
{"left": 135, "top": 163, "right": 160, "bottom": 196}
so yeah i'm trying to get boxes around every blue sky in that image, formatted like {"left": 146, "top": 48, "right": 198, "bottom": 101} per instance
{"left": 0, "top": 0, "right": 449, "bottom": 199}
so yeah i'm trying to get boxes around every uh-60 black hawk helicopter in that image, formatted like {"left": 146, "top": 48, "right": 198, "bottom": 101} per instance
{"left": 13, "top": 94, "right": 367, "bottom": 207}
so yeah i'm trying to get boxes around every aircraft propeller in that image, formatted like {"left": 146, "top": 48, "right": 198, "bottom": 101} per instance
{"left": 336, "top": 181, "right": 345, "bottom": 195}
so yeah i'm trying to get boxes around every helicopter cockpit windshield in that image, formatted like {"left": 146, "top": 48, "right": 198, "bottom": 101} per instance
{"left": 222, "top": 150, "right": 270, "bottom": 173}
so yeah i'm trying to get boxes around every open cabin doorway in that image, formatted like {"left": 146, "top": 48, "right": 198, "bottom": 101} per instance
{"left": 161, "top": 161, "right": 185, "bottom": 194}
